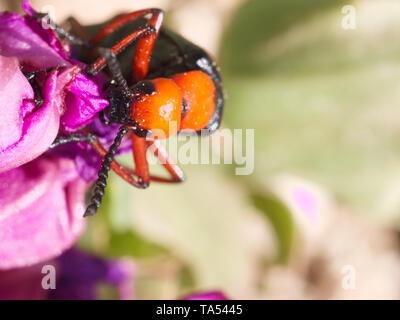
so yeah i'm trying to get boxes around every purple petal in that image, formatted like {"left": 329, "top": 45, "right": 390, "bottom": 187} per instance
{"left": 183, "top": 291, "right": 228, "bottom": 300}
{"left": 74, "top": 148, "right": 103, "bottom": 181}
{"left": 0, "top": 157, "right": 86, "bottom": 270}
{"left": 61, "top": 71, "right": 109, "bottom": 132}
{"left": 0, "top": 8, "right": 109, "bottom": 168}
{"left": 22, "top": 0, "right": 36, "bottom": 16}
{"left": 50, "top": 117, "right": 132, "bottom": 182}
{"left": 0, "top": 12, "right": 69, "bottom": 69}
{"left": 48, "top": 249, "right": 135, "bottom": 300}
{"left": 0, "top": 248, "right": 135, "bottom": 300}
{"left": 23, "top": 12, "right": 72, "bottom": 64}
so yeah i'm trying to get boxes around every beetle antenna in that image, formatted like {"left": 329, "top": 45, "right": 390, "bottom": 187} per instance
{"left": 84, "top": 126, "right": 129, "bottom": 217}
{"left": 96, "top": 47, "right": 132, "bottom": 98}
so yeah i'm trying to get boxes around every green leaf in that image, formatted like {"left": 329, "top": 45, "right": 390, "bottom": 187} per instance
{"left": 220, "top": 0, "right": 400, "bottom": 221}
{"left": 221, "top": 0, "right": 346, "bottom": 76}
{"left": 250, "top": 192, "right": 295, "bottom": 263}
{"left": 107, "top": 230, "right": 167, "bottom": 258}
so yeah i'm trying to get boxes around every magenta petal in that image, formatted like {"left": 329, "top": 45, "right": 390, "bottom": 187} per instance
{"left": 60, "top": 71, "right": 109, "bottom": 132}
{"left": 22, "top": 0, "right": 36, "bottom": 16}
{"left": 0, "top": 70, "right": 62, "bottom": 173}
{"left": 0, "top": 157, "right": 86, "bottom": 270}
{"left": 183, "top": 291, "right": 228, "bottom": 300}
{"left": 22, "top": 0, "right": 75, "bottom": 66}
{"left": 0, "top": 12, "right": 68, "bottom": 69}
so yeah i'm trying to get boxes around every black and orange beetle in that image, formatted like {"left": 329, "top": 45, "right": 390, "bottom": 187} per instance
{"left": 47, "top": 8, "right": 224, "bottom": 216}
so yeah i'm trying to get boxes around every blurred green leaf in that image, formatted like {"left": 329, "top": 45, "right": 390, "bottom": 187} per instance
{"left": 220, "top": 0, "right": 400, "bottom": 221}
{"left": 107, "top": 230, "right": 167, "bottom": 258}
{"left": 96, "top": 284, "right": 120, "bottom": 300}
{"left": 221, "top": 0, "right": 346, "bottom": 76}
{"left": 179, "top": 265, "right": 196, "bottom": 291}
{"left": 250, "top": 192, "right": 295, "bottom": 263}
{"left": 126, "top": 165, "right": 270, "bottom": 298}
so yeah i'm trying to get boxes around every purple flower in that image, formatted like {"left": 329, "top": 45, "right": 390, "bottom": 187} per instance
{"left": 0, "top": 3, "right": 108, "bottom": 173}
{"left": 0, "top": 10, "right": 69, "bottom": 69}
{"left": 53, "top": 117, "right": 132, "bottom": 182}
{"left": 48, "top": 248, "right": 135, "bottom": 300}
{"left": 0, "top": 156, "right": 86, "bottom": 270}
{"left": 0, "top": 1, "right": 139, "bottom": 300}
{"left": 0, "top": 248, "right": 135, "bottom": 300}
{"left": 0, "top": 0, "right": 120, "bottom": 272}
{"left": 60, "top": 72, "right": 108, "bottom": 132}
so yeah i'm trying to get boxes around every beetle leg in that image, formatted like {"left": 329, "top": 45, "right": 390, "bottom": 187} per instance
{"left": 51, "top": 132, "right": 183, "bottom": 189}
{"left": 86, "top": 9, "right": 164, "bottom": 80}
{"left": 88, "top": 136, "right": 151, "bottom": 189}
{"left": 131, "top": 135, "right": 151, "bottom": 188}
{"left": 95, "top": 47, "right": 131, "bottom": 97}
{"left": 90, "top": 8, "right": 163, "bottom": 46}
{"left": 86, "top": 26, "right": 150, "bottom": 76}
{"left": 50, "top": 133, "right": 95, "bottom": 148}
{"left": 85, "top": 126, "right": 128, "bottom": 216}
{"left": 146, "top": 139, "right": 185, "bottom": 183}
{"left": 123, "top": 10, "right": 164, "bottom": 186}
{"left": 131, "top": 9, "right": 164, "bottom": 81}
{"left": 87, "top": 9, "right": 165, "bottom": 183}
{"left": 90, "top": 134, "right": 181, "bottom": 186}
{"left": 50, "top": 132, "right": 138, "bottom": 184}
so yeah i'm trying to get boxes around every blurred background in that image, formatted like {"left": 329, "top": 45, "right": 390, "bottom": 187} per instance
{"left": 4, "top": 0, "right": 400, "bottom": 299}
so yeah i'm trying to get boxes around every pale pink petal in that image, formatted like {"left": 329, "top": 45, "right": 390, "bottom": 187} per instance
{"left": 0, "top": 157, "right": 86, "bottom": 270}
{"left": 0, "top": 56, "right": 33, "bottom": 151}
{"left": 0, "top": 65, "right": 87, "bottom": 173}
{"left": 0, "top": 69, "right": 60, "bottom": 172}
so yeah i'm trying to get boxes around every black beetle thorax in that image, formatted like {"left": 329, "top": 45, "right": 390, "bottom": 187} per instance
{"left": 106, "top": 90, "right": 132, "bottom": 125}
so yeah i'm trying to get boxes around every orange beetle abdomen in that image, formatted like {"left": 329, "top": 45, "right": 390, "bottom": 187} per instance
{"left": 131, "top": 78, "right": 182, "bottom": 138}
{"left": 172, "top": 71, "right": 216, "bottom": 131}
